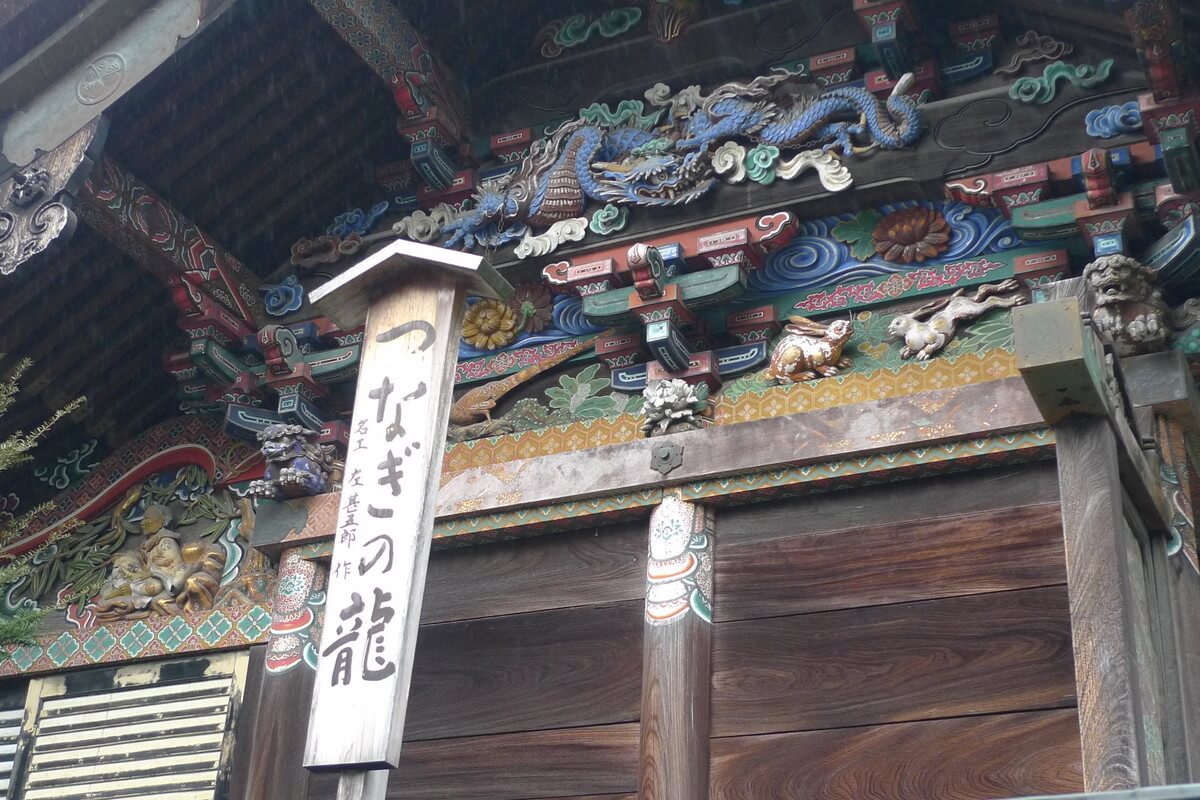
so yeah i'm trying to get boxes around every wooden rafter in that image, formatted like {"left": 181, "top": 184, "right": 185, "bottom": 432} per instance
{"left": 77, "top": 155, "right": 266, "bottom": 333}
{"left": 306, "top": 0, "right": 465, "bottom": 133}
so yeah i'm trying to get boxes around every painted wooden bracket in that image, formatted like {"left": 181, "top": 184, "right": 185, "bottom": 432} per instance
{"left": 853, "top": 0, "right": 918, "bottom": 80}
{"left": 1014, "top": 286, "right": 1172, "bottom": 532}
{"left": 543, "top": 211, "right": 797, "bottom": 293}
{"left": 584, "top": 243, "right": 757, "bottom": 387}
{"left": 1123, "top": 350, "right": 1200, "bottom": 455}
{"left": 1013, "top": 296, "right": 1113, "bottom": 424}
{"left": 1160, "top": 126, "right": 1200, "bottom": 194}
{"left": 945, "top": 141, "right": 1160, "bottom": 218}
{"left": 1143, "top": 213, "right": 1200, "bottom": 300}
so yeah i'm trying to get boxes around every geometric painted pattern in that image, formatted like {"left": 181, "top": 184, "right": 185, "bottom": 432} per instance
{"left": 236, "top": 606, "right": 271, "bottom": 640}
{"left": 433, "top": 489, "right": 661, "bottom": 543}
{"left": 0, "top": 600, "right": 272, "bottom": 678}
{"left": 197, "top": 612, "right": 234, "bottom": 646}
{"left": 680, "top": 427, "right": 1055, "bottom": 506}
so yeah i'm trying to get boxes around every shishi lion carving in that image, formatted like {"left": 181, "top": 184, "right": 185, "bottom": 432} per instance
{"left": 1083, "top": 255, "right": 1168, "bottom": 356}
{"left": 247, "top": 423, "right": 338, "bottom": 500}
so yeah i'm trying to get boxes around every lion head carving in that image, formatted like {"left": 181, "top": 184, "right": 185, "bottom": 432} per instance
{"left": 1082, "top": 255, "right": 1168, "bottom": 356}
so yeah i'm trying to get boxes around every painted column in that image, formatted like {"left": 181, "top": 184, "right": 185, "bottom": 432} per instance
{"left": 237, "top": 548, "right": 327, "bottom": 800}
{"left": 639, "top": 491, "right": 713, "bottom": 800}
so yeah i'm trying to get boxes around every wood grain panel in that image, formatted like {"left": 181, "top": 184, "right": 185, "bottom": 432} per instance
{"left": 238, "top": 660, "right": 315, "bottom": 799}
{"left": 710, "top": 710, "right": 1084, "bottom": 800}
{"left": 421, "top": 523, "right": 645, "bottom": 624}
{"left": 406, "top": 601, "right": 643, "bottom": 740}
{"left": 437, "top": 378, "right": 1046, "bottom": 518}
{"left": 712, "top": 587, "right": 1076, "bottom": 737}
{"left": 225, "top": 645, "right": 267, "bottom": 800}
{"left": 716, "top": 503, "right": 1065, "bottom": 622}
{"left": 1056, "top": 417, "right": 1143, "bottom": 791}
{"left": 307, "top": 724, "right": 640, "bottom": 800}
{"left": 701, "top": 461, "right": 1058, "bottom": 547}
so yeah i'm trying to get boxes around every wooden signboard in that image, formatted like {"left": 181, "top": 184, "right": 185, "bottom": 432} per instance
{"left": 302, "top": 241, "right": 509, "bottom": 789}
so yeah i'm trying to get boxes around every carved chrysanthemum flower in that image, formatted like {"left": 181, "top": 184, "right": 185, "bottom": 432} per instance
{"left": 509, "top": 284, "right": 554, "bottom": 333}
{"left": 872, "top": 207, "right": 951, "bottom": 263}
{"left": 462, "top": 299, "right": 519, "bottom": 350}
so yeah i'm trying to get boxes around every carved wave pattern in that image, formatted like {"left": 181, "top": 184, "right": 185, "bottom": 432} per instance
{"left": 458, "top": 293, "right": 605, "bottom": 359}
{"left": 745, "top": 201, "right": 1022, "bottom": 298}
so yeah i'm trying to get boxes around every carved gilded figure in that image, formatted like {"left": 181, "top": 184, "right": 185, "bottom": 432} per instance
{"left": 93, "top": 552, "right": 170, "bottom": 622}
{"left": 92, "top": 505, "right": 226, "bottom": 622}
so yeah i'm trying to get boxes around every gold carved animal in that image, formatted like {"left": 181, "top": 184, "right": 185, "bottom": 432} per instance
{"left": 766, "top": 316, "right": 854, "bottom": 383}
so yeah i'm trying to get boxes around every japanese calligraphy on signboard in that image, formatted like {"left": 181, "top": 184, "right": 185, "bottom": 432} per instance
{"left": 302, "top": 240, "right": 508, "bottom": 773}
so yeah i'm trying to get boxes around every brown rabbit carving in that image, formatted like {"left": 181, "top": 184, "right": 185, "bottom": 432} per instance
{"left": 765, "top": 316, "right": 854, "bottom": 383}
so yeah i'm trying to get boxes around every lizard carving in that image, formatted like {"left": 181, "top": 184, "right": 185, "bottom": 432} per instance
{"left": 449, "top": 339, "right": 594, "bottom": 439}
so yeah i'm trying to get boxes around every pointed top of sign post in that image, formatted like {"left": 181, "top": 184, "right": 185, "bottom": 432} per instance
{"left": 309, "top": 238, "right": 512, "bottom": 329}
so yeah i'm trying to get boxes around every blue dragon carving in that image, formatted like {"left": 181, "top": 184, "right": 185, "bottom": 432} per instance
{"left": 443, "top": 69, "right": 922, "bottom": 250}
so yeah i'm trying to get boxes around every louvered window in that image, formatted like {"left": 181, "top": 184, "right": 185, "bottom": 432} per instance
{"left": 0, "top": 695, "right": 24, "bottom": 799}
{"left": 8, "top": 650, "right": 248, "bottom": 800}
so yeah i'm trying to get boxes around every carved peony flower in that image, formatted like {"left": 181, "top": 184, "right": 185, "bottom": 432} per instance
{"left": 872, "top": 207, "right": 951, "bottom": 263}
{"left": 462, "top": 299, "right": 519, "bottom": 350}
{"left": 509, "top": 284, "right": 554, "bottom": 333}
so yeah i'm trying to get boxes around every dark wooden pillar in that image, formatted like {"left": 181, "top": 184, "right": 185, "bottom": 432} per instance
{"left": 1056, "top": 416, "right": 1164, "bottom": 790}
{"left": 1015, "top": 294, "right": 1180, "bottom": 791}
{"left": 233, "top": 547, "right": 327, "bottom": 800}
{"left": 1123, "top": 351, "right": 1200, "bottom": 780}
{"left": 639, "top": 492, "right": 713, "bottom": 800}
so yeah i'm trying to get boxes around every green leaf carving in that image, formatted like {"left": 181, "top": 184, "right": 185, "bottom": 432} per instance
{"left": 832, "top": 209, "right": 883, "bottom": 261}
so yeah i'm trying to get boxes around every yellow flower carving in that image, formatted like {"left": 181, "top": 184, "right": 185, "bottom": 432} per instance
{"left": 462, "top": 299, "right": 519, "bottom": 350}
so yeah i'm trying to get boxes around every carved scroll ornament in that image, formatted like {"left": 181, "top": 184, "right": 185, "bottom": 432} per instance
{"left": 0, "top": 120, "right": 105, "bottom": 275}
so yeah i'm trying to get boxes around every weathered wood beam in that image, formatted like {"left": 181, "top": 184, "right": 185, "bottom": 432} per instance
{"left": 235, "top": 549, "right": 324, "bottom": 800}
{"left": 251, "top": 376, "right": 1046, "bottom": 550}
{"left": 0, "top": 118, "right": 104, "bottom": 274}
{"left": 1013, "top": 292, "right": 1172, "bottom": 531}
{"left": 996, "top": 784, "right": 1200, "bottom": 800}
{"left": 1013, "top": 286, "right": 1186, "bottom": 790}
{"left": 438, "top": 376, "right": 1043, "bottom": 519}
{"left": 638, "top": 494, "right": 712, "bottom": 800}
{"left": 1122, "top": 350, "right": 1200, "bottom": 780}
{"left": 304, "top": 0, "right": 464, "bottom": 131}
{"left": 1056, "top": 415, "right": 1162, "bottom": 790}
{"left": 1124, "top": 351, "right": 1200, "bottom": 458}
{"left": 77, "top": 155, "right": 266, "bottom": 330}
{"left": 0, "top": 0, "right": 232, "bottom": 170}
